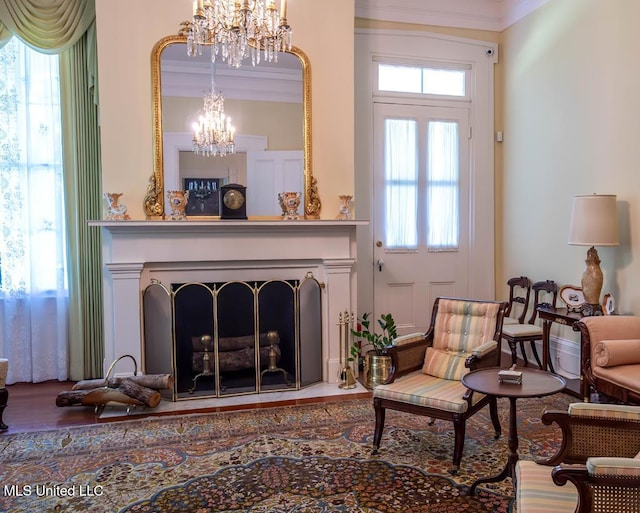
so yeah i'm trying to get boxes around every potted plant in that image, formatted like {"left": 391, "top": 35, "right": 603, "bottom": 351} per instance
{"left": 350, "top": 312, "right": 397, "bottom": 389}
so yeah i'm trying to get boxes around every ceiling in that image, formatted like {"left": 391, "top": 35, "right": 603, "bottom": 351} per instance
{"left": 354, "top": 0, "right": 550, "bottom": 31}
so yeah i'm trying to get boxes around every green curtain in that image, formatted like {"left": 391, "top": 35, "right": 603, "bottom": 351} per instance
{"left": 59, "top": 23, "right": 103, "bottom": 380}
{"left": 0, "top": 0, "right": 103, "bottom": 379}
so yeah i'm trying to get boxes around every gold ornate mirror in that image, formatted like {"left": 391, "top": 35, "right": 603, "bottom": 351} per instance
{"left": 146, "top": 30, "right": 320, "bottom": 219}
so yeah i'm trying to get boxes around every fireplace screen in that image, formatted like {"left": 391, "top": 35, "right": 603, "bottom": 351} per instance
{"left": 142, "top": 274, "right": 322, "bottom": 401}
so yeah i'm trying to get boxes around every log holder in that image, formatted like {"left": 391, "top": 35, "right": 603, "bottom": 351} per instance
{"left": 96, "top": 354, "right": 140, "bottom": 416}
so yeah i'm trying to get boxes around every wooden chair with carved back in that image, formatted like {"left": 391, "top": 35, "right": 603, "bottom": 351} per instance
{"left": 501, "top": 280, "right": 557, "bottom": 368}
{"left": 503, "top": 276, "right": 531, "bottom": 327}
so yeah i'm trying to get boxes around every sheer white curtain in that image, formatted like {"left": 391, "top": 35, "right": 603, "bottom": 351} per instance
{"left": 384, "top": 118, "right": 460, "bottom": 251}
{"left": 384, "top": 118, "right": 418, "bottom": 249}
{"left": 0, "top": 37, "right": 69, "bottom": 384}
{"left": 427, "top": 120, "right": 459, "bottom": 249}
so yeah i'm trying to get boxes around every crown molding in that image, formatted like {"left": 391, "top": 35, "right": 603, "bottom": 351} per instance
{"left": 500, "top": 0, "right": 550, "bottom": 28}
{"left": 354, "top": 0, "right": 550, "bottom": 32}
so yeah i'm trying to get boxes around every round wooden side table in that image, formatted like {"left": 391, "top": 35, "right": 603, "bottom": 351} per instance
{"left": 462, "top": 366, "right": 566, "bottom": 495}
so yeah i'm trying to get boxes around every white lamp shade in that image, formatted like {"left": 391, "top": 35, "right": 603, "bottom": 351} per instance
{"left": 568, "top": 194, "right": 619, "bottom": 246}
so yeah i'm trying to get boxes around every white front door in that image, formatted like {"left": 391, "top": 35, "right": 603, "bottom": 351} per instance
{"left": 373, "top": 102, "right": 470, "bottom": 334}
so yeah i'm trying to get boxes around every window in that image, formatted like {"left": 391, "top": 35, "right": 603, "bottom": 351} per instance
{"left": 384, "top": 118, "right": 418, "bottom": 249}
{"left": 427, "top": 121, "right": 459, "bottom": 249}
{"left": 378, "top": 63, "right": 467, "bottom": 97}
{"left": 0, "top": 37, "right": 67, "bottom": 296}
{"left": 383, "top": 116, "right": 460, "bottom": 251}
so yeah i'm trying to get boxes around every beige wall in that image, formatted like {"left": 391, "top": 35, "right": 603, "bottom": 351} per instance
{"left": 501, "top": 0, "right": 640, "bottom": 319}
{"left": 95, "top": 0, "right": 354, "bottom": 219}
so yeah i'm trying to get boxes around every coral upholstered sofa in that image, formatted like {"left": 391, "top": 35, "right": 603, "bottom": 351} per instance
{"left": 575, "top": 316, "right": 640, "bottom": 404}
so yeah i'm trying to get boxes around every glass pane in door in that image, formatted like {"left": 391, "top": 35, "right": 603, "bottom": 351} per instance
{"left": 427, "top": 120, "right": 459, "bottom": 249}
{"left": 384, "top": 118, "right": 418, "bottom": 249}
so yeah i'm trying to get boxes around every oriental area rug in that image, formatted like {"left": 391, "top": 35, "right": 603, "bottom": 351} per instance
{"left": 0, "top": 393, "right": 572, "bottom": 513}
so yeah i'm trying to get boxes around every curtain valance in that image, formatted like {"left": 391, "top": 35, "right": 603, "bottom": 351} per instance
{"left": 0, "top": 0, "right": 94, "bottom": 52}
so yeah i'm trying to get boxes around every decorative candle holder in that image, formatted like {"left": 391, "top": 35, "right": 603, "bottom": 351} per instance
{"left": 336, "top": 195, "right": 353, "bottom": 220}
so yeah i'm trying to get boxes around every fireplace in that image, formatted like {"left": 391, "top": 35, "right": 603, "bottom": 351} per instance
{"left": 143, "top": 276, "right": 323, "bottom": 400}
{"left": 89, "top": 219, "right": 366, "bottom": 398}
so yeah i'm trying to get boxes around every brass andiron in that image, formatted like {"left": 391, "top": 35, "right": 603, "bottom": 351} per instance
{"left": 338, "top": 311, "right": 357, "bottom": 389}
{"left": 260, "top": 331, "right": 291, "bottom": 386}
{"left": 189, "top": 334, "right": 215, "bottom": 394}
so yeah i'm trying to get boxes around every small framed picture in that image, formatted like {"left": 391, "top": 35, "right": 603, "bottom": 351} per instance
{"left": 559, "top": 285, "right": 585, "bottom": 312}
{"left": 602, "top": 293, "right": 616, "bottom": 315}
{"left": 183, "top": 178, "right": 223, "bottom": 217}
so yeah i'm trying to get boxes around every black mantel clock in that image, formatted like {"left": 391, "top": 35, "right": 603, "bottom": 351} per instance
{"left": 220, "top": 184, "right": 247, "bottom": 219}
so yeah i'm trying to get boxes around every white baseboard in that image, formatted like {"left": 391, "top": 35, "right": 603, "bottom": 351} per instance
{"left": 501, "top": 335, "right": 580, "bottom": 379}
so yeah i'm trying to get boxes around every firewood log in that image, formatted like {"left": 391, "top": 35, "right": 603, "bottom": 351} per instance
{"left": 57, "top": 379, "right": 161, "bottom": 408}
{"left": 117, "top": 378, "right": 162, "bottom": 408}
{"left": 192, "top": 345, "right": 280, "bottom": 373}
{"left": 193, "top": 332, "right": 280, "bottom": 352}
{"left": 72, "top": 374, "right": 173, "bottom": 391}
{"left": 56, "top": 388, "right": 143, "bottom": 408}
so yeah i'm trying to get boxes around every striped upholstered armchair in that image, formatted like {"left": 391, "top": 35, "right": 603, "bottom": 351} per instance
{"left": 516, "top": 403, "right": 640, "bottom": 513}
{"left": 372, "top": 297, "right": 508, "bottom": 473}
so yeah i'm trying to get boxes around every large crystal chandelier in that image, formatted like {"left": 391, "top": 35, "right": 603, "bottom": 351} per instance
{"left": 187, "top": 0, "right": 292, "bottom": 68}
{"left": 192, "top": 69, "right": 236, "bottom": 157}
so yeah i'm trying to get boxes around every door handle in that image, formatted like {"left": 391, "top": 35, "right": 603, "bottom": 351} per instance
{"left": 377, "top": 259, "right": 384, "bottom": 272}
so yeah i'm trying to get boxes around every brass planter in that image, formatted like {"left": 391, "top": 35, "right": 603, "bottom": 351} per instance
{"left": 364, "top": 352, "right": 392, "bottom": 389}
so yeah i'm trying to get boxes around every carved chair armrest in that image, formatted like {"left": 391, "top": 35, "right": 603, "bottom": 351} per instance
{"left": 552, "top": 460, "right": 640, "bottom": 513}
{"left": 465, "top": 340, "right": 499, "bottom": 370}
{"left": 538, "top": 406, "right": 640, "bottom": 466}
{"left": 471, "top": 339, "right": 498, "bottom": 358}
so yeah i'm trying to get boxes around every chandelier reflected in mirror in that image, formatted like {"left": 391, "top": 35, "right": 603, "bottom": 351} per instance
{"left": 192, "top": 66, "right": 236, "bottom": 157}
{"left": 187, "top": 0, "right": 292, "bottom": 68}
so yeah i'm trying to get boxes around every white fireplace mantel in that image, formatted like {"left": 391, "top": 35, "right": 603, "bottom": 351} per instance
{"left": 89, "top": 219, "right": 367, "bottom": 386}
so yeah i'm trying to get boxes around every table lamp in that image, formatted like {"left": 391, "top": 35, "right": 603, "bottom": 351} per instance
{"left": 568, "top": 194, "right": 618, "bottom": 316}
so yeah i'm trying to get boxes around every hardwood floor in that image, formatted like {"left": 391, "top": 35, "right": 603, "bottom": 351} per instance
{"left": 1, "top": 381, "right": 102, "bottom": 434}
{"left": 0, "top": 380, "right": 372, "bottom": 435}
